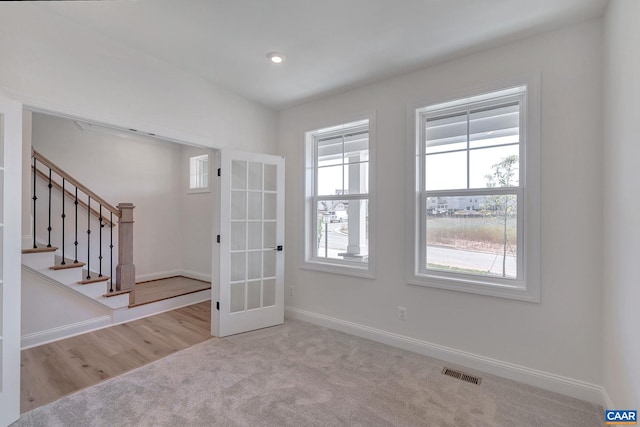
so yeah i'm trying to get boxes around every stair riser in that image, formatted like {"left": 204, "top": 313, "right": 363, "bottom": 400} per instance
{"left": 99, "top": 293, "right": 130, "bottom": 309}
{"left": 45, "top": 267, "right": 85, "bottom": 285}
{"left": 24, "top": 257, "right": 106, "bottom": 292}
{"left": 23, "top": 250, "right": 127, "bottom": 309}
{"left": 71, "top": 282, "right": 110, "bottom": 299}
{"left": 23, "top": 263, "right": 129, "bottom": 310}
{"left": 21, "top": 252, "right": 56, "bottom": 270}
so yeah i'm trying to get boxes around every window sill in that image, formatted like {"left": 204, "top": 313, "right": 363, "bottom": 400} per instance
{"left": 408, "top": 273, "right": 539, "bottom": 302}
{"left": 187, "top": 187, "right": 210, "bottom": 195}
{"left": 301, "top": 259, "right": 375, "bottom": 279}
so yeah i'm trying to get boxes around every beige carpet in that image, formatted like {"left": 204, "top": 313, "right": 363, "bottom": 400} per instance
{"left": 13, "top": 320, "right": 602, "bottom": 426}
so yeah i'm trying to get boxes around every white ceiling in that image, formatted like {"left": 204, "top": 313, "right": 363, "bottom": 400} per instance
{"left": 37, "top": 0, "right": 607, "bottom": 110}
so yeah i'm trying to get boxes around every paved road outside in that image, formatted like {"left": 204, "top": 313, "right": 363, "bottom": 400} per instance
{"left": 318, "top": 222, "right": 349, "bottom": 258}
{"left": 318, "top": 222, "right": 515, "bottom": 277}
{"left": 427, "top": 245, "right": 516, "bottom": 277}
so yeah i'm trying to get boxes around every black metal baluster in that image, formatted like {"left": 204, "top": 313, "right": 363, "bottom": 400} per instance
{"left": 74, "top": 187, "right": 79, "bottom": 263}
{"left": 32, "top": 157, "right": 37, "bottom": 249}
{"left": 109, "top": 211, "right": 114, "bottom": 293}
{"left": 98, "top": 205, "right": 104, "bottom": 278}
{"left": 47, "top": 169, "right": 52, "bottom": 247}
{"left": 86, "top": 196, "right": 91, "bottom": 280}
{"left": 60, "top": 178, "right": 66, "bottom": 265}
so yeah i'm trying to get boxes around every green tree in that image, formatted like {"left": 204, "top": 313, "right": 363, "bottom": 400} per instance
{"left": 485, "top": 155, "right": 518, "bottom": 277}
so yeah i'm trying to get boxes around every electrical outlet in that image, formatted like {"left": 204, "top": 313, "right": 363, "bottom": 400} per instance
{"left": 289, "top": 286, "right": 294, "bottom": 296}
{"left": 398, "top": 306, "right": 407, "bottom": 321}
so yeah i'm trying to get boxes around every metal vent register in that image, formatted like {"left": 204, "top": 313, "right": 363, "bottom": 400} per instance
{"left": 441, "top": 367, "right": 482, "bottom": 385}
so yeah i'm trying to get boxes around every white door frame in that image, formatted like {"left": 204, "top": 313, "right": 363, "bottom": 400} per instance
{"left": 0, "top": 94, "right": 23, "bottom": 427}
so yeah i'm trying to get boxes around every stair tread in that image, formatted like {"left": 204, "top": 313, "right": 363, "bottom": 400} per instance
{"left": 78, "top": 276, "right": 110, "bottom": 285}
{"left": 50, "top": 262, "right": 85, "bottom": 271}
{"left": 103, "top": 289, "right": 132, "bottom": 298}
{"left": 22, "top": 246, "right": 58, "bottom": 254}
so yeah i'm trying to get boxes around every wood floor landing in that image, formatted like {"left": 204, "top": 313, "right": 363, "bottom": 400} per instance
{"left": 21, "top": 301, "right": 213, "bottom": 414}
{"left": 132, "top": 275, "right": 211, "bottom": 306}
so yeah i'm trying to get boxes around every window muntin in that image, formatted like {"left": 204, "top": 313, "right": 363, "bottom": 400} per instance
{"left": 424, "top": 101, "right": 521, "bottom": 191}
{"left": 304, "top": 119, "right": 373, "bottom": 275}
{"left": 416, "top": 87, "right": 527, "bottom": 289}
{"left": 189, "top": 154, "right": 209, "bottom": 192}
{"left": 316, "top": 128, "right": 369, "bottom": 196}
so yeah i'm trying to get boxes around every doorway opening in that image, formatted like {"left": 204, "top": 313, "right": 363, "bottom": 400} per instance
{"left": 22, "top": 109, "right": 219, "bottom": 342}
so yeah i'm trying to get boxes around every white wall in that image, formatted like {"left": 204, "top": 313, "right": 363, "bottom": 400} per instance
{"left": 602, "top": 0, "right": 640, "bottom": 409}
{"left": 0, "top": 3, "right": 277, "bottom": 154}
{"left": 279, "top": 19, "right": 603, "bottom": 397}
{"left": 21, "top": 267, "right": 111, "bottom": 348}
{"left": 31, "top": 113, "right": 184, "bottom": 279}
{"left": 179, "top": 146, "right": 215, "bottom": 280}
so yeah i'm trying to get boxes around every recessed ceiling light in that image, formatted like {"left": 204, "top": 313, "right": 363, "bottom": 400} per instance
{"left": 267, "top": 52, "right": 285, "bottom": 64}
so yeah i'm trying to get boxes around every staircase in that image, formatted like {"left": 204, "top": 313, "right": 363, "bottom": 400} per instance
{"left": 24, "top": 149, "right": 136, "bottom": 306}
{"left": 21, "top": 246, "right": 130, "bottom": 310}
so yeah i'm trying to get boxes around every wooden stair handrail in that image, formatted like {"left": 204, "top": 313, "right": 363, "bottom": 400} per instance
{"left": 32, "top": 166, "right": 116, "bottom": 227}
{"left": 32, "top": 149, "right": 121, "bottom": 218}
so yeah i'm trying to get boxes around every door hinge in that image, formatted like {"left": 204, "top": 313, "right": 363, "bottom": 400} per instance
{"left": 217, "top": 235, "right": 220, "bottom": 243}
{"left": 216, "top": 301, "right": 220, "bottom": 311}
{"left": 217, "top": 168, "right": 221, "bottom": 177}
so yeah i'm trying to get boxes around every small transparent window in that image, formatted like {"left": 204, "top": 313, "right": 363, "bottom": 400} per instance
{"left": 304, "top": 117, "right": 374, "bottom": 277}
{"left": 189, "top": 154, "right": 209, "bottom": 192}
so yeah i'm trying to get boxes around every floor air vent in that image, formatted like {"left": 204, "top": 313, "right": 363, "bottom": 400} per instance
{"left": 441, "top": 367, "right": 482, "bottom": 385}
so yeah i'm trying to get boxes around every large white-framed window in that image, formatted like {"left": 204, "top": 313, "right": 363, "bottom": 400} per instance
{"left": 188, "top": 153, "right": 210, "bottom": 193}
{"left": 409, "top": 81, "right": 540, "bottom": 301}
{"left": 303, "top": 114, "right": 375, "bottom": 278}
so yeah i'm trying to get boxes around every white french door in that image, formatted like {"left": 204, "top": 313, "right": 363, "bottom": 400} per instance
{"left": 0, "top": 95, "right": 22, "bottom": 427}
{"left": 215, "top": 150, "right": 285, "bottom": 337}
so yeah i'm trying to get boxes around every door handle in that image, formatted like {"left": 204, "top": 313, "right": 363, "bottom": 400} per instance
{"left": 270, "top": 245, "right": 283, "bottom": 251}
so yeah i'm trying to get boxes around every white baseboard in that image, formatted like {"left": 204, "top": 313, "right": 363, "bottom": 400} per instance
{"left": 180, "top": 269, "right": 212, "bottom": 282}
{"left": 135, "top": 269, "right": 211, "bottom": 283}
{"left": 285, "top": 306, "right": 607, "bottom": 407}
{"left": 21, "top": 267, "right": 212, "bottom": 348}
{"left": 135, "top": 270, "right": 183, "bottom": 282}
{"left": 112, "top": 290, "right": 211, "bottom": 324}
{"left": 21, "top": 316, "right": 112, "bottom": 349}
{"left": 601, "top": 387, "right": 614, "bottom": 409}
{"left": 20, "top": 292, "right": 211, "bottom": 350}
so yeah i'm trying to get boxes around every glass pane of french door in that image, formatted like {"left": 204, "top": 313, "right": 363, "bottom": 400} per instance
{"left": 229, "top": 160, "right": 278, "bottom": 313}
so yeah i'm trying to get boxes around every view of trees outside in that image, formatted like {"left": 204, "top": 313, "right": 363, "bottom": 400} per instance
{"left": 426, "top": 155, "right": 518, "bottom": 279}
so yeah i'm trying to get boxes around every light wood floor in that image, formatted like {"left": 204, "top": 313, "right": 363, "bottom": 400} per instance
{"left": 132, "top": 276, "right": 211, "bottom": 306}
{"left": 21, "top": 301, "right": 213, "bottom": 413}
